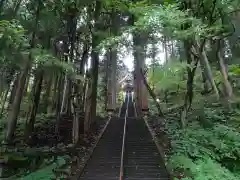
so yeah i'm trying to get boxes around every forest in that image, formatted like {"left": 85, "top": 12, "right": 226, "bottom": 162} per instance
{"left": 1, "top": 0, "right": 240, "bottom": 179}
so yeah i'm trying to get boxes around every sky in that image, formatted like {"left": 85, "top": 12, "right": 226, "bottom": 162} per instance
{"left": 120, "top": 33, "right": 167, "bottom": 71}
{"left": 122, "top": 49, "right": 166, "bottom": 71}
{"left": 86, "top": 34, "right": 167, "bottom": 71}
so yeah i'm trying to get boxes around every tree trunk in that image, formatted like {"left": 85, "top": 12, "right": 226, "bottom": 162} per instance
{"left": 88, "top": 51, "right": 99, "bottom": 124}
{"left": 78, "top": 43, "right": 89, "bottom": 112}
{"left": 140, "top": 69, "right": 163, "bottom": 116}
{"left": 5, "top": 0, "right": 41, "bottom": 142}
{"left": 0, "top": 85, "right": 10, "bottom": 117}
{"left": 216, "top": 39, "right": 233, "bottom": 109}
{"left": 61, "top": 14, "right": 77, "bottom": 115}
{"left": 180, "top": 42, "right": 199, "bottom": 128}
{"left": 107, "top": 48, "right": 117, "bottom": 113}
{"left": 66, "top": 81, "right": 72, "bottom": 115}
{"left": 0, "top": 82, "right": 4, "bottom": 100}
{"left": 151, "top": 42, "right": 157, "bottom": 91}
{"left": 60, "top": 74, "right": 69, "bottom": 113}
{"left": 84, "top": 2, "right": 101, "bottom": 133}
{"left": 164, "top": 91, "right": 168, "bottom": 103}
{"left": 60, "top": 53, "right": 70, "bottom": 114}
{"left": 55, "top": 72, "right": 64, "bottom": 140}
{"left": 164, "top": 36, "right": 168, "bottom": 62}
{"left": 198, "top": 43, "right": 219, "bottom": 99}
{"left": 82, "top": 72, "right": 88, "bottom": 111}
{"left": 170, "top": 40, "right": 175, "bottom": 59}
{"left": 71, "top": 95, "right": 80, "bottom": 144}
{"left": 104, "top": 52, "right": 109, "bottom": 111}
{"left": 51, "top": 74, "right": 59, "bottom": 112}
{"left": 199, "top": 59, "right": 210, "bottom": 94}
{"left": 106, "top": 11, "right": 118, "bottom": 114}
{"left": 5, "top": 55, "right": 31, "bottom": 142}
{"left": 25, "top": 34, "right": 52, "bottom": 142}
{"left": 8, "top": 74, "right": 19, "bottom": 108}
{"left": 42, "top": 75, "right": 53, "bottom": 113}
{"left": 23, "top": 71, "right": 30, "bottom": 96}
{"left": 132, "top": 30, "right": 148, "bottom": 114}
{"left": 84, "top": 77, "right": 92, "bottom": 132}
{"left": 25, "top": 69, "right": 44, "bottom": 142}
{"left": 228, "top": 13, "right": 240, "bottom": 63}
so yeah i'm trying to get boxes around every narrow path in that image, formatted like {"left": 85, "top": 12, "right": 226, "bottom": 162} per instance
{"left": 124, "top": 97, "right": 169, "bottom": 179}
{"left": 77, "top": 93, "right": 169, "bottom": 180}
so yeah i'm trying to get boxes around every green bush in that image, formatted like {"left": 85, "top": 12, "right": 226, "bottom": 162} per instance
{"left": 169, "top": 155, "right": 239, "bottom": 180}
{"left": 165, "top": 107, "right": 240, "bottom": 179}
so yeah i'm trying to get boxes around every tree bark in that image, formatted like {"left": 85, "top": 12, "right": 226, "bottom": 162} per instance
{"left": 199, "top": 59, "right": 210, "bottom": 94}
{"left": 60, "top": 74, "right": 69, "bottom": 113}
{"left": 25, "top": 69, "right": 44, "bottom": 142}
{"left": 5, "top": 0, "right": 41, "bottom": 142}
{"left": 84, "top": 1, "right": 101, "bottom": 133}
{"left": 42, "top": 74, "right": 53, "bottom": 113}
{"left": 132, "top": 30, "right": 148, "bottom": 114}
{"left": 180, "top": 41, "right": 199, "bottom": 128}
{"left": 140, "top": 69, "right": 163, "bottom": 116}
{"left": 107, "top": 11, "right": 118, "bottom": 113}
{"left": 25, "top": 34, "right": 52, "bottom": 142}
{"left": 51, "top": 74, "right": 59, "bottom": 112}
{"left": 0, "top": 85, "right": 10, "bottom": 117}
{"left": 5, "top": 55, "right": 31, "bottom": 142}
{"left": 8, "top": 74, "right": 19, "bottom": 108}
{"left": 104, "top": 52, "right": 109, "bottom": 111}
{"left": 216, "top": 39, "right": 233, "bottom": 109}
{"left": 79, "top": 46, "right": 89, "bottom": 112}
{"left": 197, "top": 41, "right": 219, "bottom": 99}
{"left": 54, "top": 71, "right": 64, "bottom": 140}
{"left": 107, "top": 48, "right": 117, "bottom": 112}
{"left": 164, "top": 36, "right": 168, "bottom": 62}
{"left": 0, "top": 82, "right": 4, "bottom": 100}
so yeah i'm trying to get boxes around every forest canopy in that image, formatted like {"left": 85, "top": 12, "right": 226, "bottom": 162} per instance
{"left": 1, "top": 0, "right": 240, "bottom": 179}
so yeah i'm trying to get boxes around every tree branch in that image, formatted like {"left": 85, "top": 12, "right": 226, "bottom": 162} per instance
{"left": 139, "top": 69, "right": 164, "bottom": 117}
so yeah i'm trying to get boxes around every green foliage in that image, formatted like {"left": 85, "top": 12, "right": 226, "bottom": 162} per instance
{"left": 229, "top": 64, "right": 240, "bottom": 76}
{"left": 30, "top": 48, "right": 84, "bottom": 82}
{"left": 97, "top": 33, "right": 131, "bottom": 51}
{"left": 0, "top": 19, "right": 28, "bottom": 67}
{"left": 98, "top": 0, "right": 240, "bottom": 51}
{"left": 0, "top": 20, "right": 28, "bottom": 51}
{"left": 129, "top": 0, "right": 240, "bottom": 42}
{"left": 170, "top": 155, "right": 239, "bottom": 180}
{"left": 170, "top": 122, "right": 240, "bottom": 161}
{"left": 103, "top": 0, "right": 129, "bottom": 11}
{"left": 32, "top": 48, "right": 71, "bottom": 69}
{"left": 1, "top": 0, "right": 240, "bottom": 179}
{"left": 0, "top": 19, "right": 28, "bottom": 92}
{"left": 130, "top": 4, "right": 204, "bottom": 39}
{"left": 165, "top": 107, "right": 240, "bottom": 179}
{"left": 16, "top": 157, "right": 65, "bottom": 180}
{"left": 148, "top": 61, "right": 188, "bottom": 92}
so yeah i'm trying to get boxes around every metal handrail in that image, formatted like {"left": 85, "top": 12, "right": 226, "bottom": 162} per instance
{"left": 119, "top": 92, "right": 129, "bottom": 180}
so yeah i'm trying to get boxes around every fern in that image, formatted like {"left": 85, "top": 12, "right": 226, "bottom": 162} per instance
{"left": 165, "top": 107, "right": 240, "bottom": 179}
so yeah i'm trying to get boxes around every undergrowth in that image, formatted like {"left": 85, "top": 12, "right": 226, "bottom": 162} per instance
{"left": 165, "top": 107, "right": 240, "bottom": 180}
{"left": 0, "top": 113, "right": 55, "bottom": 142}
